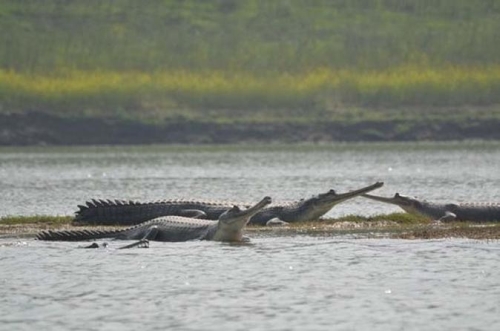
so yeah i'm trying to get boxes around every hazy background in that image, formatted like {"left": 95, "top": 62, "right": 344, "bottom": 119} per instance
{"left": 1, "top": 0, "right": 500, "bottom": 143}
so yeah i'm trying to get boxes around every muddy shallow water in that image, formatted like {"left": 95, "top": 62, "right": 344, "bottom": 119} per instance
{"left": 1, "top": 142, "right": 500, "bottom": 330}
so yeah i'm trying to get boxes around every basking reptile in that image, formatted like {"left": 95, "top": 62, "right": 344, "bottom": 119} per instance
{"left": 249, "top": 182, "right": 384, "bottom": 225}
{"left": 73, "top": 182, "right": 384, "bottom": 226}
{"left": 36, "top": 196, "right": 272, "bottom": 244}
{"left": 73, "top": 198, "right": 238, "bottom": 226}
{"left": 362, "top": 193, "right": 500, "bottom": 222}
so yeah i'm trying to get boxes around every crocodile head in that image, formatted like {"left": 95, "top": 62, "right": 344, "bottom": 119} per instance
{"left": 213, "top": 196, "right": 272, "bottom": 242}
{"left": 293, "top": 181, "right": 384, "bottom": 221}
{"left": 362, "top": 193, "right": 424, "bottom": 214}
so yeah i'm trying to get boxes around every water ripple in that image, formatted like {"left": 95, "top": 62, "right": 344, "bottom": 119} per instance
{"left": 2, "top": 144, "right": 500, "bottom": 330}
{"left": 1, "top": 237, "right": 500, "bottom": 330}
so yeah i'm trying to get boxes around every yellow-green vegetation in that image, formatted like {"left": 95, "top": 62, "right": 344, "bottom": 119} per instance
{"left": 0, "top": 215, "right": 73, "bottom": 225}
{"left": 1, "top": 0, "right": 500, "bottom": 122}
{"left": 2, "top": 65, "right": 500, "bottom": 121}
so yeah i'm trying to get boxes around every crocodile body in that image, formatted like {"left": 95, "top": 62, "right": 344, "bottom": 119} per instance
{"left": 74, "top": 199, "right": 242, "bottom": 226}
{"left": 73, "top": 182, "right": 384, "bottom": 226}
{"left": 249, "top": 182, "right": 384, "bottom": 225}
{"left": 363, "top": 193, "right": 500, "bottom": 222}
{"left": 37, "top": 197, "right": 272, "bottom": 243}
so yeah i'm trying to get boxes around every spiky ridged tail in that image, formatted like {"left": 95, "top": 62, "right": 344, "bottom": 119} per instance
{"left": 36, "top": 228, "right": 121, "bottom": 241}
{"left": 74, "top": 199, "right": 171, "bottom": 225}
{"left": 73, "top": 198, "right": 235, "bottom": 226}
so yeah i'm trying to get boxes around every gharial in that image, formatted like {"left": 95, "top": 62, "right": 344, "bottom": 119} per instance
{"left": 362, "top": 192, "right": 500, "bottom": 222}
{"left": 36, "top": 196, "right": 272, "bottom": 247}
{"left": 73, "top": 182, "right": 384, "bottom": 226}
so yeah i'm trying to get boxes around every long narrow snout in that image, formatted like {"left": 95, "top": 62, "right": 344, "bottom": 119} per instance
{"left": 361, "top": 193, "right": 401, "bottom": 206}
{"left": 327, "top": 181, "right": 384, "bottom": 204}
{"left": 227, "top": 196, "right": 272, "bottom": 224}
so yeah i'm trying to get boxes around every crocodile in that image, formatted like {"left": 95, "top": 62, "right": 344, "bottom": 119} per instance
{"left": 73, "top": 182, "right": 384, "bottom": 226}
{"left": 74, "top": 198, "right": 239, "bottom": 226}
{"left": 362, "top": 193, "right": 500, "bottom": 222}
{"left": 36, "top": 196, "right": 272, "bottom": 244}
{"left": 248, "top": 181, "right": 384, "bottom": 225}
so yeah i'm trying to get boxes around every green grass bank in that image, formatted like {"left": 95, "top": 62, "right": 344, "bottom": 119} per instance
{"left": 1, "top": 0, "right": 500, "bottom": 144}
{"left": 2, "top": 214, "right": 500, "bottom": 240}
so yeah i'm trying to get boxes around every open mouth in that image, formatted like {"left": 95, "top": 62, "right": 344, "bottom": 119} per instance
{"left": 226, "top": 196, "right": 272, "bottom": 224}
{"left": 362, "top": 193, "right": 410, "bottom": 206}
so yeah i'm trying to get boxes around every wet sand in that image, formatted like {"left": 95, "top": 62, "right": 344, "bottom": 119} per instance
{"left": 2, "top": 217, "right": 500, "bottom": 240}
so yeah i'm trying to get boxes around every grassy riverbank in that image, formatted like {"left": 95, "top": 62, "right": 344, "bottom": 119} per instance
{"left": 1, "top": 0, "right": 500, "bottom": 140}
{"left": 3, "top": 66, "right": 500, "bottom": 122}
{"left": 2, "top": 214, "right": 500, "bottom": 240}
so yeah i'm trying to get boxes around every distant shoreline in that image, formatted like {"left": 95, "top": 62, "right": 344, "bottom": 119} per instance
{"left": 2, "top": 112, "right": 500, "bottom": 146}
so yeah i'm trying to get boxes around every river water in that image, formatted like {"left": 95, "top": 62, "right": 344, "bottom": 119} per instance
{"left": 1, "top": 142, "right": 500, "bottom": 330}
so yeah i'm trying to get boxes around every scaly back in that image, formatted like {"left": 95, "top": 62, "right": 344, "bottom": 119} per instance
{"left": 73, "top": 198, "right": 247, "bottom": 225}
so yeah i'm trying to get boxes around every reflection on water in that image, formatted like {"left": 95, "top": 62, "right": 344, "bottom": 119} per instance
{"left": 1, "top": 141, "right": 500, "bottom": 218}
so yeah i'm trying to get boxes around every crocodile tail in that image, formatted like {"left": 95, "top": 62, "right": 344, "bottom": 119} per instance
{"left": 74, "top": 199, "right": 115, "bottom": 220}
{"left": 36, "top": 228, "right": 120, "bottom": 241}
{"left": 73, "top": 199, "right": 146, "bottom": 225}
